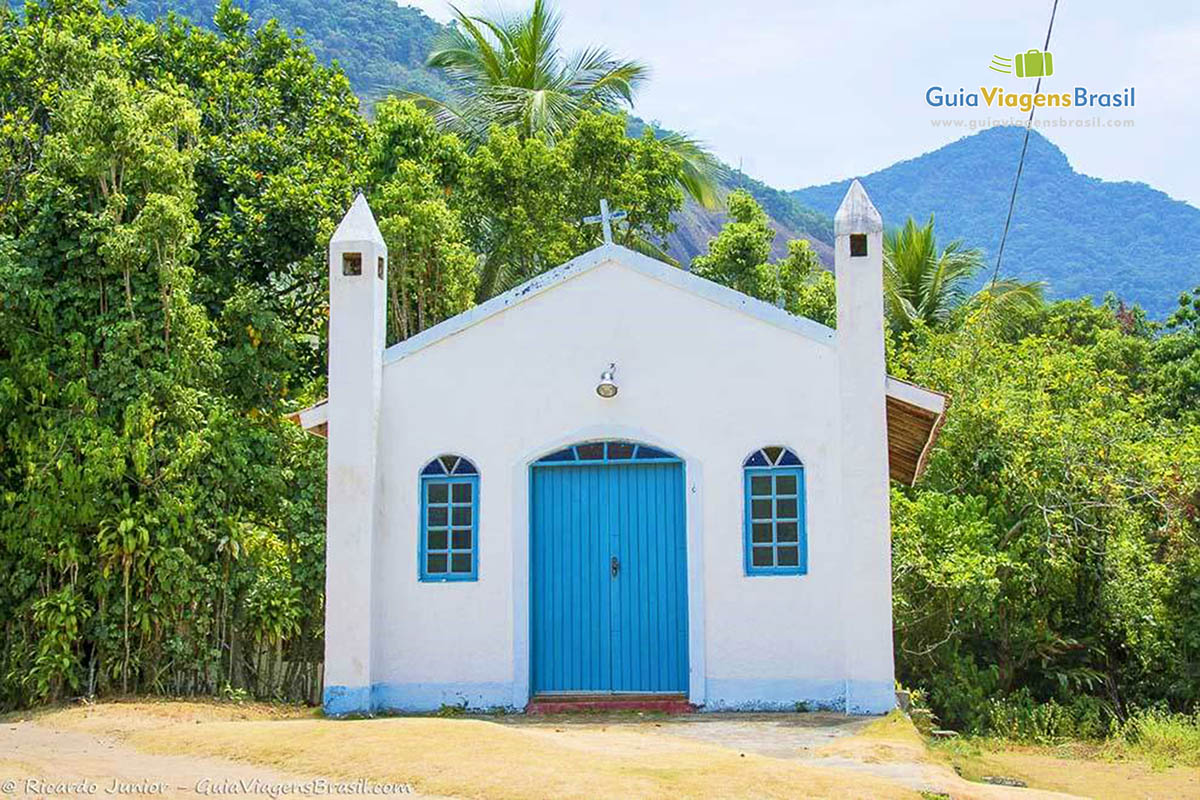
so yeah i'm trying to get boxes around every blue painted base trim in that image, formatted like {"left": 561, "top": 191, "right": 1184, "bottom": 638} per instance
{"left": 323, "top": 685, "right": 373, "bottom": 716}
{"left": 846, "top": 680, "right": 896, "bottom": 715}
{"left": 323, "top": 682, "right": 517, "bottom": 716}
{"left": 324, "top": 678, "right": 896, "bottom": 716}
{"left": 703, "top": 678, "right": 895, "bottom": 715}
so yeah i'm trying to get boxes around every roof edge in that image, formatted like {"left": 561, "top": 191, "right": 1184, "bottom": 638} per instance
{"left": 382, "top": 244, "right": 835, "bottom": 366}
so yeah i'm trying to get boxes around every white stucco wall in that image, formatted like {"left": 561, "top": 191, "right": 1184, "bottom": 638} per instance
{"left": 347, "top": 256, "right": 893, "bottom": 713}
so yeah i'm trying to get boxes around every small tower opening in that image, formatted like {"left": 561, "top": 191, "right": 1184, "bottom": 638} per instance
{"left": 377, "top": 256, "right": 385, "bottom": 280}
{"left": 342, "top": 252, "right": 363, "bottom": 276}
{"left": 850, "top": 234, "right": 868, "bottom": 257}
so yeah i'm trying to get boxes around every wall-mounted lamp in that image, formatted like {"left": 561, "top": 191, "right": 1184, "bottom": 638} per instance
{"left": 596, "top": 363, "right": 618, "bottom": 398}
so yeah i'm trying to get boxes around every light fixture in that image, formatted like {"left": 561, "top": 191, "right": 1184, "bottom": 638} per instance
{"left": 596, "top": 363, "right": 618, "bottom": 398}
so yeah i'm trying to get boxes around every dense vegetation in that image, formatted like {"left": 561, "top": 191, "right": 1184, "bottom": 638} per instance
{"left": 792, "top": 127, "right": 1200, "bottom": 318}
{"left": 0, "top": 0, "right": 698, "bottom": 707}
{"left": 2, "top": 0, "right": 1197, "bottom": 742}
{"left": 117, "top": 0, "right": 453, "bottom": 102}
{"left": 100, "top": 0, "right": 833, "bottom": 267}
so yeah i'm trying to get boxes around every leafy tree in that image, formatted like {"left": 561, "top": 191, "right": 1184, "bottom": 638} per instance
{"left": 884, "top": 215, "right": 1044, "bottom": 333}
{"left": 777, "top": 238, "right": 836, "bottom": 328}
{"left": 691, "top": 189, "right": 775, "bottom": 297}
{"left": 118, "top": 0, "right": 454, "bottom": 103}
{"left": 891, "top": 313, "right": 1200, "bottom": 730}
{"left": 1148, "top": 285, "right": 1200, "bottom": 422}
{"left": 415, "top": 0, "right": 720, "bottom": 209}
{"left": 692, "top": 190, "right": 836, "bottom": 326}
{"left": 460, "top": 112, "right": 684, "bottom": 300}
{"left": 368, "top": 98, "right": 476, "bottom": 342}
{"left": 422, "top": 0, "right": 645, "bottom": 143}
{"left": 0, "top": 0, "right": 333, "bottom": 707}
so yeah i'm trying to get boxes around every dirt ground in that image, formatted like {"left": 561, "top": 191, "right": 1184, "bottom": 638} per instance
{"left": 0, "top": 701, "right": 1195, "bottom": 799}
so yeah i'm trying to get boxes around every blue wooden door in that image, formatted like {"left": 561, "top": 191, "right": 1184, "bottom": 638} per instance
{"left": 531, "top": 442, "right": 688, "bottom": 694}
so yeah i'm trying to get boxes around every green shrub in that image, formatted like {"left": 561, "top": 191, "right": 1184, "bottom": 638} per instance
{"left": 1113, "top": 708, "right": 1200, "bottom": 767}
{"left": 983, "top": 690, "right": 1114, "bottom": 743}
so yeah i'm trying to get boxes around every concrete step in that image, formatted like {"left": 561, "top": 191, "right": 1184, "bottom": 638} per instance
{"left": 526, "top": 693, "right": 693, "bottom": 714}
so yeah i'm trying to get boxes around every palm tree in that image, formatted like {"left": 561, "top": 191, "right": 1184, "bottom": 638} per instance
{"left": 883, "top": 216, "right": 1044, "bottom": 332}
{"left": 415, "top": 0, "right": 721, "bottom": 208}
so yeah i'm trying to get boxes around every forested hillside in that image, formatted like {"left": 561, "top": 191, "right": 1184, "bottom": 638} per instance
{"left": 793, "top": 127, "right": 1200, "bottom": 318}
{"left": 120, "top": 0, "right": 453, "bottom": 101}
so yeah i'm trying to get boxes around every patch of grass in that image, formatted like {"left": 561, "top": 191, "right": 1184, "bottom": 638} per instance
{"left": 1109, "top": 709, "right": 1200, "bottom": 768}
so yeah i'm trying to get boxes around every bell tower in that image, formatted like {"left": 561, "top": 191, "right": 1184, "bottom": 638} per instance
{"left": 834, "top": 180, "right": 895, "bottom": 714}
{"left": 323, "top": 193, "right": 387, "bottom": 715}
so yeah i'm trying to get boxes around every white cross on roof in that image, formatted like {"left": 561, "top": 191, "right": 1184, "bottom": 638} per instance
{"left": 582, "top": 199, "right": 628, "bottom": 245}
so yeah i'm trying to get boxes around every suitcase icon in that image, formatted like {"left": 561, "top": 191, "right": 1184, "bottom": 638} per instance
{"left": 1014, "top": 49, "right": 1053, "bottom": 78}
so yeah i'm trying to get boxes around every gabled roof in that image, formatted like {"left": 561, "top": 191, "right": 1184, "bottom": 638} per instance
{"left": 382, "top": 243, "right": 835, "bottom": 366}
{"left": 293, "top": 243, "right": 952, "bottom": 485}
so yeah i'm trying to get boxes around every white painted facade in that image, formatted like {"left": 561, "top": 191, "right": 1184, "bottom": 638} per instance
{"left": 323, "top": 182, "right": 901, "bottom": 715}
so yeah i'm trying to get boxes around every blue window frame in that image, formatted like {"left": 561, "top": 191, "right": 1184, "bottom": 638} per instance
{"left": 743, "top": 446, "right": 806, "bottom": 576}
{"left": 535, "top": 440, "right": 678, "bottom": 466}
{"left": 419, "top": 455, "right": 479, "bottom": 582}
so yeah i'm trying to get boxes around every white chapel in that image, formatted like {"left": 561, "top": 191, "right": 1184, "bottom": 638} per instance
{"left": 292, "top": 181, "right": 948, "bottom": 716}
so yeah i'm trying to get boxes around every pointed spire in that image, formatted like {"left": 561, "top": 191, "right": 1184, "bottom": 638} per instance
{"left": 834, "top": 179, "right": 883, "bottom": 236}
{"left": 331, "top": 192, "right": 385, "bottom": 246}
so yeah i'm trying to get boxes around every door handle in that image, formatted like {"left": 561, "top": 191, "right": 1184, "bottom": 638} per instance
{"left": 611, "top": 555, "right": 620, "bottom": 578}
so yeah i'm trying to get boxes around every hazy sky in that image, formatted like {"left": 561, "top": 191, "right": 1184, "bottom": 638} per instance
{"left": 402, "top": 0, "right": 1200, "bottom": 207}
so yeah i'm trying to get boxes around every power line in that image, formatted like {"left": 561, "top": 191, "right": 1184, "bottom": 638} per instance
{"left": 984, "top": 0, "right": 1061, "bottom": 295}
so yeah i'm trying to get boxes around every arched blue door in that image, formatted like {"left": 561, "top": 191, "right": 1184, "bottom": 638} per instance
{"left": 531, "top": 441, "right": 688, "bottom": 694}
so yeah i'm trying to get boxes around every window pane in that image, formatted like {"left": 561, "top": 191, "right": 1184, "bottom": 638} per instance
{"left": 775, "top": 474, "right": 797, "bottom": 495}
{"left": 426, "top": 553, "right": 448, "bottom": 573}
{"left": 451, "top": 506, "right": 472, "bottom": 526}
{"left": 777, "top": 522, "right": 798, "bottom": 543}
{"left": 752, "top": 523, "right": 772, "bottom": 543}
{"left": 744, "top": 450, "right": 769, "bottom": 467}
{"left": 750, "top": 475, "right": 772, "bottom": 496}
{"left": 427, "top": 482, "right": 448, "bottom": 503}
{"left": 539, "top": 447, "right": 575, "bottom": 463}
{"left": 576, "top": 443, "right": 605, "bottom": 460}
{"left": 451, "top": 529, "right": 472, "bottom": 549}
{"left": 451, "top": 482, "right": 472, "bottom": 502}
{"left": 751, "top": 499, "right": 772, "bottom": 520}
{"left": 752, "top": 546, "right": 774, "bottom": 567}
{"left": 427, "top": 506, "right": 448, "bottom": 526}
{"left": 607, "top": 442, "right": 635, "bottom": 459}
{"left": 439, "top": 455, "right": 459, "bottom": 474}
{"left": 427, "top": 529, "right": 448, "bottom": 550}
{"left": 776, "top": 498, "right": 798, "bottom": 519}
{"left": 450, "top": 553, "right": 472, "bottom": 573}
{"left": 777, "top": 546, "right": 799, "bottom": 567}
{"left": 763, "top": 446, "right": 783, "bottom": 464}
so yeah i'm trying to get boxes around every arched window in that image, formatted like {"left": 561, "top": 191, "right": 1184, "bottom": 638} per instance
{"left": 419, "top": 455, "right": 479, "bottom": 581}
{"left": 743, "top": 447, "right": 806, "bottom": 576}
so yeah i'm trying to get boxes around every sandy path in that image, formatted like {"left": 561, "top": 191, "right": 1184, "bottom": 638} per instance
{"left": 0, "top": 721, "right": 422, "bottom": 799}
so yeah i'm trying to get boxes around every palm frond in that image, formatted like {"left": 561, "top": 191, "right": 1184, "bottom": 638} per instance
{"left": 653, "top": 131, "right": 724, "bottom": 209}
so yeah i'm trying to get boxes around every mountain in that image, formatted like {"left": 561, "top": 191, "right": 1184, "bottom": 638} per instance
{"left": 792, "top": 127, "right": 1200, "bottom": 318}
